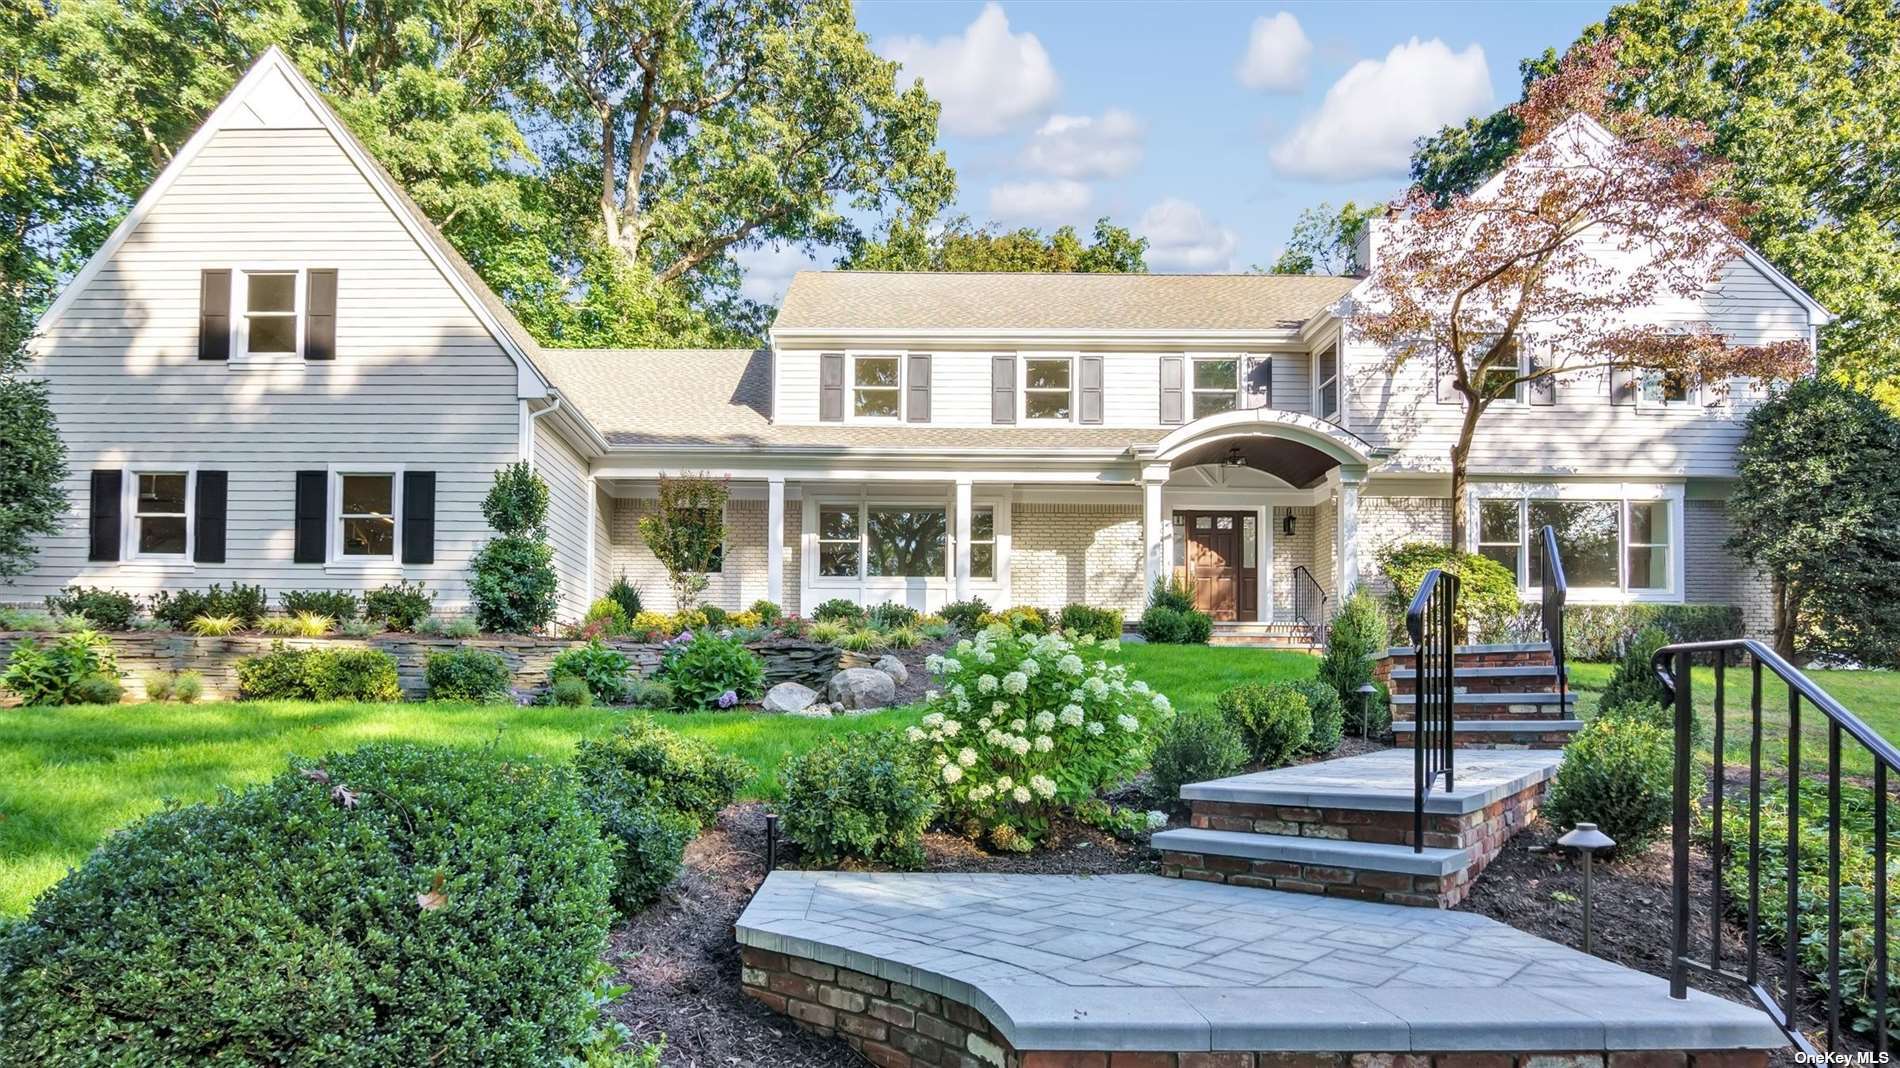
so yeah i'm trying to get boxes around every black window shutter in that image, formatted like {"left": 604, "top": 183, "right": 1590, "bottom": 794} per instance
{"left": 293, "top": 470, "right": 326, "bottom": 564}
{"left": 819, "top": 353, "right": 845, "bottom": 421}
{"left": 906, "top": 353, "right": 931, "bottom": 423}
{"left": 402, "top": 471, "right": 436, "bottom": 565}
{"left": 1158, "top": 356, "right": 1184, "bottom": 424}
{"left": 305, "top": 269, "right": 337, "bottom": 360}
{"left": 88, "top": 470, "right": 122, "bottom": 562}
{"left": 1609, "top": 367, "right": 1636, "bottom": 406}
{"left": 991, "top": 355, "right": 1016, "bottom": 424}
{"left": 194, "top": 471, "right": 227, "bottom": 563}
{"left": 1079, "top": 354, "right": 1104, "bottom": 424}
{"left": 199, "top": 269, "right": 230, "bottom": 361}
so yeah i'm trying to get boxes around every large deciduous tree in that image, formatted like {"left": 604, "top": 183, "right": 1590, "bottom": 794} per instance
{"left": 0, "top": 304, "right": 68, "bottom": 582}
{"left": 1411, "top": 0, "right": 1900, "bottom": 385}
{"left": 1727, "top": 377, "right": 1900, "bottom": 664}
{"left": 1264, "top": 201, "right": 1380, "bottom": 276}
{"left": 1354, "top": 39, "right": 1811, "bottom": 547}
{"left": 844, "top": 215, "right": 1147, "bottom": 273}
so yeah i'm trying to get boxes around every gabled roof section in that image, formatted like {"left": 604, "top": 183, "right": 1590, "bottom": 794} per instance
{"left": 35, "top": 46, "right": 557, "bottom": 398}
{"left": 772, "top": 271, "right": 1361, "bottom": 338}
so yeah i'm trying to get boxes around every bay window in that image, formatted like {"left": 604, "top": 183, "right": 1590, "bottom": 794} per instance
{"left": 1478, "top": 493, "right": 1677, "bottom": 597}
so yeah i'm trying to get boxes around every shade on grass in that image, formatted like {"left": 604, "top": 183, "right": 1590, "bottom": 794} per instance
{"left": 0, "top": 641, "right": 1316, "bottom": 917}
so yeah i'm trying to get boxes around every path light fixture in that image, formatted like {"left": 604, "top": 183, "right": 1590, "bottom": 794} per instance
{"left": 1356, "top": 682, "right": 1377, "bottom": 739}
{"left": 1558, "top": 822, "right": 1616, "bottom": 955}
{"left": 765, "top": 812, "right": 780, "bottom": 872}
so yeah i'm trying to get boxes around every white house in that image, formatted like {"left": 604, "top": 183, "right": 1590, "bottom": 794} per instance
{"left": 14, "top": 49, "right": 1828, "bottom": 637}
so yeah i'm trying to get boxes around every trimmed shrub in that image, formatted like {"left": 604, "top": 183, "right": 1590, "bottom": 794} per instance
{"left": 654, "top": 632, "right": 765, "bottom": 710}
{"left": 1148, "top": 577, "right": 1195, "bottom": 613}
{"left": 578, "top": 790, "right": 693, "bottom": 914}
{"left": 867, "top": 601, "right": 920, "bottom": 629}
{"left": 1059, "top": 604, "right": 1123, "bottom": 642}
{"left": 1139, "top": 605, "right": 1211, "bottom": 645}
{"left": 1377, "top": 543, "right": 1518, "bottom": 643}
{"left": 43, "top": 586, "right": 138, "bottom": 631}
{"left": 813, "top": 598, "right": 865, "bottom": 624}
{"left": 749, "top": 599, "right": 783, "bottom": 624}
{"left": 1598, "top": 625, "right": 1672, "bottom": 714}
{"left": 1317, "top": 590, "right": 1384, "bottom": 713}
{"left": 1557, "top": 603, "right": 1744, "bottom": 661}
{"left": 780, "top": 730, "right": 936, "bottom": 868}
{"left": 606, "top": 575, "right": 643, "bottom": 620}
{"left": 582, "top": 598, "right": 631, "bottom": 637}
{"left": 1543, "top": 716, "right": 1673, "bottom": 852}
{"left": 72, "top": 674, "right": 123, "bottom": 705}
{"left": 940, "top": 598, "right": 990, "bottom": 633}
{"left": 426, "top": 649, "right": 512, "bottom": 702}
{"left": 1, "top": 631, "right": 117, "bottom": 707}
{"left": 1291, "top": 678, "right": 1344, "bottom": 755}
{"left": 172, "top": 671, "right": 203, "bottom": 704}
{"left": 234, "top": 643, "right": 401, "bottom": 702}
{"left": 700, "top": 603, "right": 729, "bottom": 627}
{"left": 549, "top": 675, "right": 592, "bottom": 707}
{"left": 624, "top": 678, "right": 675, "bottom": 710}
{"left": 0, "top": 744, "right": 616, "bottom": 1064}
{"left": 572, "top": 715, "right": 748, "bottom": 828}
{"left": 1217, "top": 682, "right": 1311, "bottom": 768}
{"left": 470, "top": 535, "right": 558, "bottom": 634}
{"left": 149, "top": 584, "right": 267, "bottom": 630}
{"left": 363, "top": 580, "right": 434, "bottom": 631}
{"left": 1148, "top": 707, "right": 1248, "bottom": 807}
{"left": 548, "top": 641, "right": 632, "bottom": 704}
{"left": 279, "top": 590, "right": 358, "bottom": 621}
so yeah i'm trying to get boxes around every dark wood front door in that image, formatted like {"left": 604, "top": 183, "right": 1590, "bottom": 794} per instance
{"left": 1179, "top": 512, "right": 1257, "bottom": 622}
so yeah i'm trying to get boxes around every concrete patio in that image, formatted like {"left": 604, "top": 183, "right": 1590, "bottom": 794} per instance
{"left": 737, "top": 871, "right": 1783, "bottom": 1063}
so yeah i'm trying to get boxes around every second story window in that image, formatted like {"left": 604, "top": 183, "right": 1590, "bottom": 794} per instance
{"left": 853, "top": 356, "right": 901, "bottom": 418}
{"left": 1023, "top": 357, "right": 1072, "bottom": 420}
{"left": 243, "top": 271, "right": 299, "bottom": 355}
{"left": 1192, "top": 357, "right": 1239, "bottom": 418}
{"left": 1641, "top": 369, "right": 1694, "bottom": 408}
{"left": 1477, "top": 338, "right": 1525, "bottom": 403}
{"left": 1316, "top": 344, "right": 1339, "bottom": 420}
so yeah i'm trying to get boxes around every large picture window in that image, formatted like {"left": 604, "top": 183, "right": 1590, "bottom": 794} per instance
{"left": 1192, "top": 357, "right": 1239, "bottom": 419}
{"left": 867, "top": 507, "right": 947, "bottom": 577}
{"left": 1481, "top": 493, "right": 1676, "bottom": 596}
{"left": 1023, "top": 357, "right": 1072, "bottom": 421}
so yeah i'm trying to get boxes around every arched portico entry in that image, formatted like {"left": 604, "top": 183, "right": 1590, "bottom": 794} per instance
{"left": 1131, "top": 410, "right": 1374, "bottom": 625}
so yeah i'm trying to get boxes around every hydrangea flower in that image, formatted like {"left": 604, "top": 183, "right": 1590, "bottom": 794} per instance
{"left": 977, "top": 674, "right": 999, "bottom": 694}
{"left": 1084, "top": 677, "right": 1110, "bottom": 699}
{"left": 978, "top": 717, "right": 993, "bottom": 730}
{"left": 1008, "top": 735, "right": 1032, "bottom": 756}
{"left": 1030, "top": 775, "right": 1057, "bottom": 798}
{"left": 977, "top": 650, "right": 997, "bottom": 665}
{"left": 958, "top": 747, "right": 978, "bottom": 767}
{"left": 969, "top": 784, "right": 995, "bottom": 802}
{"left": 1033, "top": 710, "right": 1056, "bottom": 731}
{"left": 906, "top": 726, "right": 926, "bottom": 743}
{"left": 1132, "top": 680, "right": 1151, "bottom": 695}
{"left": 941, "top": 719, "right": 961, "bottom": 737}
{"left": 942, "top": 764, "right": 964, "bottom": 784}
{"left": 1151, "top": 693, "right": 1172, "bottom": 713}
{"left": 1059, "top": 704, "right": 1085, "bottom": 727}
{"left": 1002, "top": 672, "right": 1029, "bottom": 695}
{"left": 1058, "top": 654, "right": 1084, "bottom": 676}
{"left": 922, "top": 711, "right": 945, "bottom": 729}
{"left": 1086, "top": 720, "right": 1105, "bottom": 736}
{"left": 1033, "top": 734, "right": 1053, "bottom": 753}
{"left": 1021, "top": 658, "right": 1040, "bottom": 676}
{"left": 925, "top": 689, "right": 941, "bottom": 703}
{"left": 1009, "top": 718, "right": 1027, "bottom": 733}
{"left": 992, "top": 701, "right": 1009, "bottom": 716}
{"left": 1117, "top": 713, "right": 1140, "bottom": 732}
{"left": 718, "top": 689, "right": 739, "bottom": 708}
{"left": 941, "top": 658, "right": 962, "bottom": 674}
{"left": 1102, "top": 639, "right": 1121, "bottom": 653}
{"left": 1012, "top": 786, "right": 1032, "bottom": 804}
{"left": 925, "top": 654, "right": 945, "bottom": 673}
{"left": 1145, "top": 810, "right": 1169, "bottom": 830}
{"left": 986, "top": 728, "right": 1006, "bottom": 745}
{"left": 995, "top": 776, "right": 1014, "bottom": 791}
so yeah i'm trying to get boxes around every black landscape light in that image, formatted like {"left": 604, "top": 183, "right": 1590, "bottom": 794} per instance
{"left": 1356, "top": 682, "right": 1377, "bottom": 739}
{"left": 764, "top": 812, "right": 779, "bottom": 872}
{"left": 1558, "top": 822, "right": 1616, "bottom": 955}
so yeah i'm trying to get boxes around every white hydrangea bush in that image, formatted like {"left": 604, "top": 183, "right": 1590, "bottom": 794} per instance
{"left": 910, "top": 625, "right": 1171, "bottom": 847}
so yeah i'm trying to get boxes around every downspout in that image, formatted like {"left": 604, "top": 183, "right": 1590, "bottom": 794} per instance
{"left": 523, "top": 393, "right": 565, "bottom": 467}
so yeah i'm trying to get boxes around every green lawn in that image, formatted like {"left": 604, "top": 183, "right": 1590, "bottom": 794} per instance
{"left": 1567, "top": 660, "right": 1900, "bottom": 778}
{"left": 0, "top": 640, "right": 1315, "bottom": 918}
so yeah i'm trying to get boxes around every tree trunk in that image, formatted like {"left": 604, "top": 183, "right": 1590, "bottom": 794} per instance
{"left": 1772, "top": 575, "right": 1801, "bottom": 664}
{"left": 1448, "top": 394, "right": 1484, "bottom": 549}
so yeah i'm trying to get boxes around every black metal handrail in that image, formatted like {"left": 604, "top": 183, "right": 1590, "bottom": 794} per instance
{"left": 1290, "top": 565, "right": 1330, "bottom": 646}
{"left": 1538, "top": 525, "right": 1567, "bottom": 705}
{"left": 1653, "top": 638, "right": 1896, "bottom": 1057}
{"left": 1406, "top": 568, "right": 1459, "bottom": 854}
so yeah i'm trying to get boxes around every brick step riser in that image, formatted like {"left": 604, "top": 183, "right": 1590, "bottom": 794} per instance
{"left": 1189, "top": 803, "right": 1465, "bottom": 852}
{"left": 1391, "top": 705, "right": 1576, "bottom": 723}
{"left": 1397, "top": 729, "right": 1577, "bottom": 748}
{"left": 1386, "top": 676, "right": 1562, "bottom": 696}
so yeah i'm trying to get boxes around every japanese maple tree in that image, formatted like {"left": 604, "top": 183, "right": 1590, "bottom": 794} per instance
{"left": 1353, "top": 39, "right": 1812, "bottom": 546}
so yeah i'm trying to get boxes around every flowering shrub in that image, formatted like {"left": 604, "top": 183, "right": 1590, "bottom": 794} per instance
{"left": 654, "top": 631, "right": 765, "bottom": 710}
{"left": 911, "top": 625, "right": 1169, "bottom": 848}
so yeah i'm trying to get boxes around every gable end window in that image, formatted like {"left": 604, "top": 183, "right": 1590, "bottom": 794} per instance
{"left": 1315, "top": 344, "right": 1340, "bottom": 421}
{"left": 1191, "top": 357, "right": 1240, "bottom": 419}
{"left": 243, "top": 271, "right": 299, "bottom": 355}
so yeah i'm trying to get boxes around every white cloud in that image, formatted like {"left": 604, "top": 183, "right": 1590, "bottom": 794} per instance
{"left": 735, "top": 243, "right": 823, "bottom": 306}
{"left": 1137, "top": 198, "right": 1240, "bottom": 272}
{"left": 1019, "top": 109, "right": 1145, "bottom": 180}
{"left": 1235, "top": 12, "right": 1311, "bottom": 91}
{"left": 988, "top": 179, "right": 1092, "bottom": 223}
{"left": 879, "top": 3, "right": 1060, "bottom": 138}
{"left": 1270, "top": 37, "right": 1492, "bottom": 181}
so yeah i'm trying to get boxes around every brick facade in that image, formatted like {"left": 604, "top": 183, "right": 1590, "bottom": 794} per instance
{"left": 1357, "top": 496, "right": 1453, "bottom": 600}
{"left": 1009, "top": 502, "right": 1145, "bottom": 615}
{"left": 605, "top": 497, "right": 801, "bottom": 615}
{"left": 741, "top": 947, "right": 1768, "bottom": 1068}
{"left": 1270, "top": 506, "right": 1317, "bottom": 616}
{"left": 1682, "top": 498, "right": 1773, "bottom": 640}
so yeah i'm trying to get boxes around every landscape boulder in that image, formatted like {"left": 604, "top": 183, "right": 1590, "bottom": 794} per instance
{"left": 828, "top": 667, "right": 896, "bottom": 711}
{"left": 762, "top": 681, "right": 822, "bottom": 715}
{"left": 873, "top": 655, "right": 909, "bottom": 687}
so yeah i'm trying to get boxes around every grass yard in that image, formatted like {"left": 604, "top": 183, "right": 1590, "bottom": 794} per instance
{"left": 1567, "top": 660, "right": 1900, "bottom": 778}
{"left": 1107, "top": 642, "right": 1317, "bottom": 714}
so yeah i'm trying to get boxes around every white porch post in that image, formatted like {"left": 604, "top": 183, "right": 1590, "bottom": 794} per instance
{"left": 1141, "top": 463, "right": 1171, "bottom": 595}
{"left": 584, "top": 476, "right": 598, "bottom": 606}
{"left": 954, "top": 478, "right": 974, "bottom": 601}
{"left": 1336, "top": 467, "right": 1365, "bottom": 597}
{"left": 766, "top": 477, "right": 785, "bottom": 606}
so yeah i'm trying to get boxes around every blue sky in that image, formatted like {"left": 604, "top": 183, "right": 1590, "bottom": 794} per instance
{"left": 741, "top": 0, "right": 1610, "bottom": 301}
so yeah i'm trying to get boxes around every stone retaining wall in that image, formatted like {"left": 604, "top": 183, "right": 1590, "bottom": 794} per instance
{"left": 0, "top": 630, "right": 839, "bottom": 703}
{"left": 740, "top": 945, "right": 1768, "bottom": 1068}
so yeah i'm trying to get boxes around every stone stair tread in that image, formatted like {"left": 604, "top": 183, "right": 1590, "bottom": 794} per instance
{"left": 1152, "top": 827, "right": 1470, "bottom": 877}
{"left": 1387, "top": 665, "right": 1561, "bottom": 680}
{"left": 1389, "top": 691, "right": 1577, "bottom": 705}
{"left": 1381, "top": 641, "right": 1554, "bottom": 657}
{"left": 1179, "top": 749, "right": 1561, "bottom": 816}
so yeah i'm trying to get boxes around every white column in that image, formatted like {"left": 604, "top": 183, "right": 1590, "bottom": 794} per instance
{"left": 584, "top": 476, "right": 598, "bottom": 606}
{"left": 766, "top": 477, "right": 785, "bottom": 606}
{"left": 954, "top": 478, "right": 974, "bottom": 601}
{"left": 1336, "top": 468, "right": 1364, "bottom": 597}
{"left": 1141, "top": 463, "right": 1170, "bottom": 595}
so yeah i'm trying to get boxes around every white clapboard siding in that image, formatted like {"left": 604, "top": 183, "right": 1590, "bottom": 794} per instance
{"left": 19, "top": 118, "right": 528, "bottom": 612}
{"left": 535, "top": 419, "right": 594, "bottom": 621}
{"left": 1273, "top": 354, "right": 1311, "bottom": 415}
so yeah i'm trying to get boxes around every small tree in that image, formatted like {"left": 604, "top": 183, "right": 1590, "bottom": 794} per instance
{"left": 1728, "top": 377, "right": 1900, "bottom": 664}
{"left": 637, "top": 474, "right": 729, "bottom": 611}
{"left": 469, "top": 462, "right": 558, "bottom": 633}
{"left": 1354, "top": 39, "right": 1811, "bottom": 547}
{"left": 0, "top": 309, "right": 67, "bottom": 581}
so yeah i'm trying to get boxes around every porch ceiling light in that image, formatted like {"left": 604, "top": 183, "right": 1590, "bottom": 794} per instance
{"left": 1223, "top": 444, "right": 1246, "bottom": 468}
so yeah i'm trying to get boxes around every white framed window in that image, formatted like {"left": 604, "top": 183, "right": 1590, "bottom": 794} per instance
{"left": 1022, "top": 356, "right": 1073, "bottom": 421}
{"left": 241, "top": 270, "right": 301, "bottom": 357}
{"left": 130, "top": 471, "right": 191, "bottom": 559}
{"left": 817, "top": 505, "right": 861, "bottom": 577}
{"left": 1476, "top": 338, "right": 1526, "bottom": 404}
{"left": 1478, "top": 490, "right": 1680, "bottom": 598}
{"left": 1315, "top": 343, "right": 1340, "bottom": 420}
{"left": 335, "top": 472, "right": 398, "bottom": 560}
{"left": 968, "top": 506, "right": 996, "bottom": 580}
{"left": 866, "top": 506, "right": 948, "bottom": 577}
{"left": 1191, "top": 356, "right": 1240, "bottom": 419}
{"left": 851, "top": 354, "right": 902, "bottom": 419}
{"left": 1640, "top": 368, "right": 1695, "bottom": 409}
